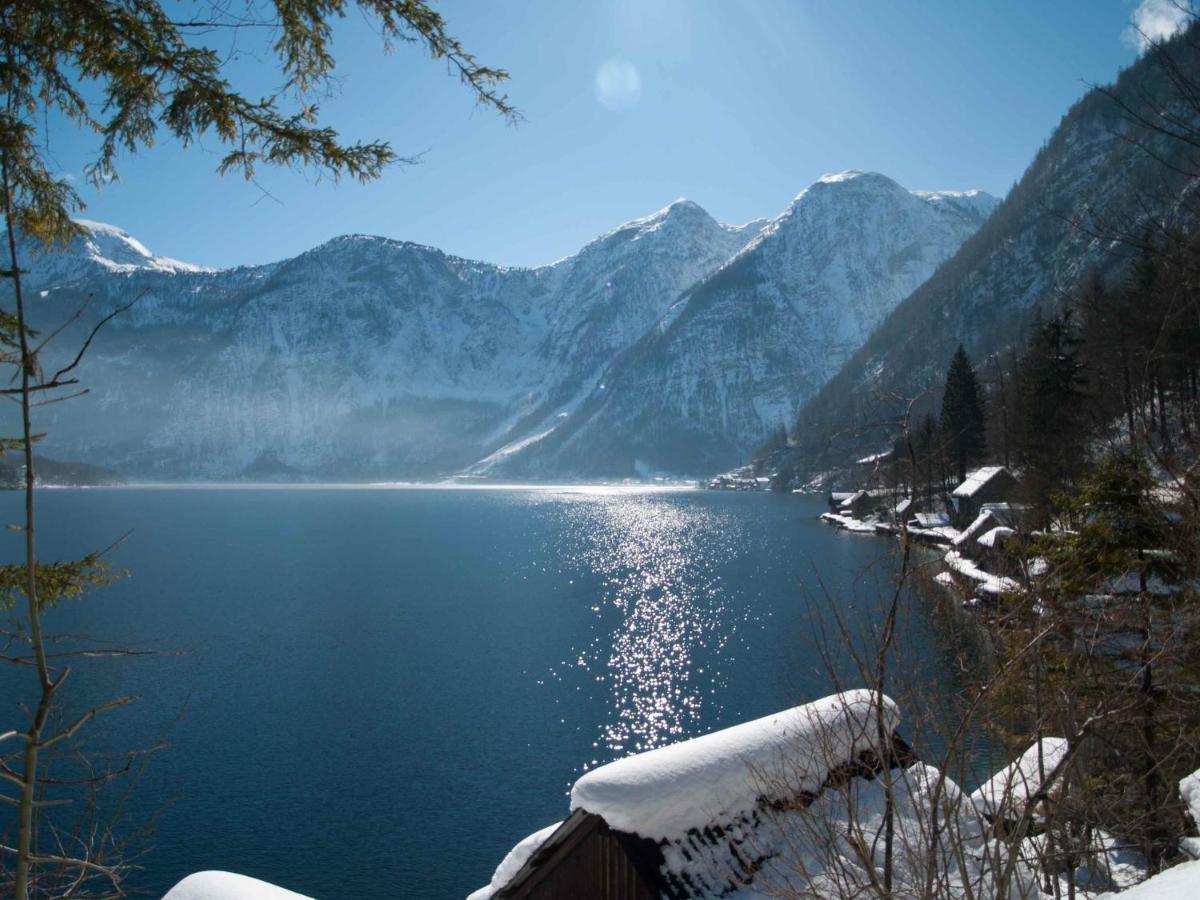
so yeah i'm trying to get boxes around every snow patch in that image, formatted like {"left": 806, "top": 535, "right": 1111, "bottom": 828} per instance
{"left": 74, "top": 219, "right": 211, "bottom": 273}
{"left": 970, "top": 738, "right": 1069, "bottom": 820}
{"left": 944, "top": 550, "right": 1021, "bottom": 595}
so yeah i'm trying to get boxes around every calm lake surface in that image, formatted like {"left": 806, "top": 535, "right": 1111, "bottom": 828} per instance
{"left": 0, "top": 486, "right": 959, "bottom": 898}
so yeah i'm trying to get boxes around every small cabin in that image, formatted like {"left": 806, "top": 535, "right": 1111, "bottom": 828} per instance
{"left": 951, "top": 467, "right": 1020, "bottom": 527}
{"left": 471, "top": 692, "right": 915, "bottom": 900}
{"left": 838, "top": 490, "right": 876, "bottom": 519}
{"left": 828, "top": 491, "right": 855, "bottom": 510}
{"left": 911, "top": 511, "right": 952, "bottom": 530}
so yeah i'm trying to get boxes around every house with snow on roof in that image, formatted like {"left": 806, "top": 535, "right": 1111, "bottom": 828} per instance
{"left": 951, "top": 466, "right": 1020, "bottom": 528}
{"left": 468, "top": 692, "right": 920, "bottom": 899}
{"left": 837, "top": 489, "right": 877, "bottom": 519}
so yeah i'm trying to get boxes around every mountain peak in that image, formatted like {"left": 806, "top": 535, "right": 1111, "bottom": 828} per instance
{"left": 815, "top": 170, "right": 898, "bottom": 188}
{"left": 72, "top": 219, "right": 209, "bottom": 274}
{"left": 642, "top": 197, "right": 711, "bottom": 224}
{"left": 784, "top": 171, "right": 907, "bottom": 209}
{"left": 589, "top": 198, "right": 720, "bottom": 247}
{"left": 818, "top": 169, "right": 869, "bottom": 184}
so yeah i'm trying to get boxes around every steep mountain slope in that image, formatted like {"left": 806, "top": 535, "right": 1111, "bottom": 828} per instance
{"left": 787, "top": 27, "right": 1200, "bottom": 475}
{"left": 497, "top": 172, "right": 998, "bottom": 477}
{"left": 15, "top": 202, "right": 762, "bottom": 478}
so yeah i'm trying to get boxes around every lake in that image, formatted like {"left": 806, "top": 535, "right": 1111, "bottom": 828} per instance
{"left": 0, "top": 486, "right": 958, "bottom": 898}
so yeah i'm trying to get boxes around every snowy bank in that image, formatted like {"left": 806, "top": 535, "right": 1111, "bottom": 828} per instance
{"left": 944, "top": 549, "right": 1021, "bottom": 595}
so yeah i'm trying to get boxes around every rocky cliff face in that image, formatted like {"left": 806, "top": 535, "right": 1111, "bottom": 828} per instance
{"left": 11, "top": 174, "right": 993, "bottom": 480}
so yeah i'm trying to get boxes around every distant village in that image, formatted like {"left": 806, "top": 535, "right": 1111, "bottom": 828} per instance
{"left": 708, "top": 460, "right": 1030, "bottom": 606}
{"left": 820, "top": 463, "right": 1028, "bottom": 605}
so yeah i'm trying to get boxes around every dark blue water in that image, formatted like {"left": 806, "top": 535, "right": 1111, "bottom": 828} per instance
{"left": 0, "top": 486, "right": 952, "bottom": 898}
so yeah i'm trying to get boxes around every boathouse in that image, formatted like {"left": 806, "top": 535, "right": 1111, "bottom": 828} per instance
{"left": 951, "top": 466, "right": 1020, "bottom": 527}
{"left": 470, "top": 692, "right": 916, "bottom": 900}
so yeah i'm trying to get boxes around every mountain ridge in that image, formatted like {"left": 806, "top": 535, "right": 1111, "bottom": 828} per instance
{"left": 11, "top": 173, "right": 996, "bottom": 480}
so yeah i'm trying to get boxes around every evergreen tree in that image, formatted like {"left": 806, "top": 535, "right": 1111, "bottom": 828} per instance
{"left": 1038, "top": 451, "right": 1196, "bottom": 864}
{"left": 1017, "top": 312, "right": 1090, "bottom": 510}
{"left": 939, "top": 345, "right": 986, "bottom": 485}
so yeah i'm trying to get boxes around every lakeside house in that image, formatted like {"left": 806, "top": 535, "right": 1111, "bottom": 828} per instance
{"left": 469, "top": 692, "right": 915, "bottom": 900}
{"left": 837, "top": 489, "right": 876, "bottom": 518}
{"left": 828, "top": 491, "right": 856, "bottom": 510}
{"left": 911, "top": 511, "right": 952, "bottom": 530}
{"left": 951, "top": 467, "right": 1020, "bottom": 528}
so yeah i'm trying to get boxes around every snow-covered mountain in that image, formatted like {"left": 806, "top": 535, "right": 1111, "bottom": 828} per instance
{"left": 13, "top": 175, "right": 993, "bottom": 480}
{"left": 492, "top": 172, "right": 998, "bottom": 477}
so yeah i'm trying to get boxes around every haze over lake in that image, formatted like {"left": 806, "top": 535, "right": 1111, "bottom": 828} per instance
{"left": 0, "top": 487, "right": 955, "bottom": 898}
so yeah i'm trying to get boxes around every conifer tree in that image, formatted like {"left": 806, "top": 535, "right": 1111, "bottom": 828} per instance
{"left": 1036, "top": 451, "right": 1197, "bottom": 865}
{"left": 939, "top": 345, "right": 986, "bottom": 485}
{"left": 1017, "top": 312, "right": 1089, "bottom": 511}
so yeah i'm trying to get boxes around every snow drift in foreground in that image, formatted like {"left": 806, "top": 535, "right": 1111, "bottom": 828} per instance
{"left": 1098, "top": 856, "right": 1200, "bottom": 899}
{"left": 162, "top": 871, "right": 311, "bottom": 899}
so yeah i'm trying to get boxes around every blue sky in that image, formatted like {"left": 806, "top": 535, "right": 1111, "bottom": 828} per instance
{"left": 41, "top": 1, "right": 1166, "bottom": 269}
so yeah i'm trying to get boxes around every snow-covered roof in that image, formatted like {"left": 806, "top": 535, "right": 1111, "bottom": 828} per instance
{"left": 467, "top": 820, "right": 563, "bottom": 900}
{"left": 162, "top": 872, "right": 311, "bottom": 900}
{"left": 978, "top": 526, "right": 1015, "bottom": 549}
{"left": 893, "top": 497, "right": 913, "bottom": 516}
{"left": 839, "top": 490, "right": 868, "bottom": 508}
{"left": 952, "top": 466, "right": 1012, "bottom": 498}
{"left": 914, "top": 511, "right": 951, "bottom": 528}
{"left": 952, "top": 510, "right": 999, "bottom": 547}
{"left": 570, "top": 690, "right": 899, "bottom": 841}
{"left": 979, "top": 502, "right": 1027, "bottom": 527}
{"left": 855, "top": 449, "right": 891, "bottom": 465}
{"left": 969, "top": 738, "right": 1068, "bottom": 820}
{"left": 480, "top": 698, "right": 1150, "bottom": 899}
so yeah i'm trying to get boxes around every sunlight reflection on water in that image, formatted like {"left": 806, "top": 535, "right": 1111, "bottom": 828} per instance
{"left": 529, "top": 489, "right": 756, "bottom": 762}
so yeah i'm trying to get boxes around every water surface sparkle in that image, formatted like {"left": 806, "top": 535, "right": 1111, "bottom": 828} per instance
{"left": 537, "top": 491, "right": 755, "bottom": 758}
